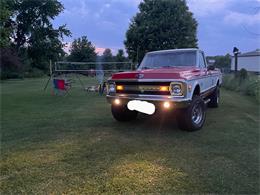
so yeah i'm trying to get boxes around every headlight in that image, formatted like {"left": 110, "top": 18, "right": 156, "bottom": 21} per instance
{"left": 107, "top": 83, "right": 116, "bottom": 93}
{"left": 170, "top": 82, "right": 184, "bottom": 96}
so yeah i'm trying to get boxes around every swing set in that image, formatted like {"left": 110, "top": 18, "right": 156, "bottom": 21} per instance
{"left": 44, "top": 60, "right": 133, "bottom": 95}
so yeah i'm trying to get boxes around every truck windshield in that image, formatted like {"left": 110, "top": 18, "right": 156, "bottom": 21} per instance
{"left": 139, "top": 51, "right": 196, "bottom": 69}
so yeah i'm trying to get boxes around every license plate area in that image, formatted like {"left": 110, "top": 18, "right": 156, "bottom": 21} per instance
{"left": 127, "top": 100, "right": 155, "bottom": 115}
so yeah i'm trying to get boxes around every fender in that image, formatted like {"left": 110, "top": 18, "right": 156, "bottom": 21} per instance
{"left": 187, "top": 80, "right": 201, "bottom": 100}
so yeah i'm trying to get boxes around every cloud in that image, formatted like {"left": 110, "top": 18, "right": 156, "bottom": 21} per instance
{"left": 62, "top": 0, "right": 89, "bottom": 18}
{"left": 111, "top": 0, "right": 141, "bottom": 7}
{"left": 95, "top": 47, "right": 119, "bottom": 55}
{"left": 187, "top": 0, "right": 233, "bottom": 17}
{"left": 224, "top": 11, "right": 260, "bottom": 26}
{"left": 56, "top": 0, "right": 260, "bottom": 56}
{"left": 95, "top": 47, "right": 106, "bottom": 55}
{"left": 62, "top": 43, "right": 118, "bottom": 56}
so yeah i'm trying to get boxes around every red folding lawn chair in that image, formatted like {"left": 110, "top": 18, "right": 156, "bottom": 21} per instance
{"left": 52, "top": 78, "right": 71, "bottom": 95}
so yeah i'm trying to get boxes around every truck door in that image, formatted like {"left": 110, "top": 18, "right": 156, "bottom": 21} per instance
{"left": 198, "top": 52, "right": 211, "bottom": 91}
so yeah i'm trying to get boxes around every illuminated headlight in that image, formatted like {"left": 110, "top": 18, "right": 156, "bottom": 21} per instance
{"left": 170, "top": 82, "right": 183, "bottom": 96}
{"left": 107, "top": 83, "right": 116, "bottom": 93}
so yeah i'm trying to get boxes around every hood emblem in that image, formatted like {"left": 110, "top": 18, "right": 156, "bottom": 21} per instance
{"left": 136, "top": 73, "right": 144, "bottom": 79}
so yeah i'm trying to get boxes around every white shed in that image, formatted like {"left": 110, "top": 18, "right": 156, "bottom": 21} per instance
{"left": 231, "top": 49, "right": 260, "bottom": 73}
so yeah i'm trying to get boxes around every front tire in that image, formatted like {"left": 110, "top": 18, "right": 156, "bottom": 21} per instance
{"left": 177, "top": 95, "right": 206, "bottom": 131}
{"left": 111, "top": 104, "right": 138, "bottom": 122}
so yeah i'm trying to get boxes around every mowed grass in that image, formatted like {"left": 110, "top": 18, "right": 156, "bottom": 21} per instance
{"left": 1, "top": 78, "right": 259, "bottom": 194}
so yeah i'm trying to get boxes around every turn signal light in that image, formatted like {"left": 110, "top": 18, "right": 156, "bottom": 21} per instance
{"left": 116, "top": 85, "right": 124, "bottom": 90}
{"left": 160, "top": 86, "right": 169, "bottom": 91}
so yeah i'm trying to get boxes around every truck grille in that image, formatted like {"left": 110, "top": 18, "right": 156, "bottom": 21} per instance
{"left": 115, "top": 82, "right": 171, "bottom": 95}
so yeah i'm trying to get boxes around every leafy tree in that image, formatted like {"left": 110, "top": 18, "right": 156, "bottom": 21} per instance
{"left": 102, "top": 48, "right": 113, "bottom": 62}
{"left": 101, "top": 48, "right": 114, "bottom": 70}
{"left": 67, "top": 36, "right": 97, "bottom": 62}
{"left": 206, "top": 54, "right": 231, "bottom": 69}
{"left": 8, "top": 0, "right": 71, "bottom": 71}
{"left": 115, "top": 49, "right": 127, "bottom": 69}
{"left": 214, "top": 54, "right": 231, "bottom": 68}
{"left": 0, "top": 0, "right": 12, "bottom": 47}
{"left": 124, "top": 0, "right": 198, "bottom": 63}
{"left": 115, "top": 49, "right": 126, "bottom": 62}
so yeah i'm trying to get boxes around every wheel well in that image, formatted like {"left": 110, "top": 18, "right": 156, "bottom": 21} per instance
{"left": 193, "top": 85, "right": 200, "bottom": 96}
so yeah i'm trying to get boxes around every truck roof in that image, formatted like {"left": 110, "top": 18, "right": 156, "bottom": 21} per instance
{"left": 147, "top": 48, "right": 201, "bottom": 54}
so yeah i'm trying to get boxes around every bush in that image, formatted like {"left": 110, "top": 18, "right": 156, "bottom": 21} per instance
{"left": 238, "top": 68, "right": 248, "bottom": 80}
{"left": 0, "top": 48, "right": 23, "bottom": 79}
{"left": 0, "top": 47, "right": 48, "bottom": 79}
{"left": 222, "top": 73, "right": 260, "bottom": 103}
{"left": 24, "top": 68, "right": 45, "bottom": 78}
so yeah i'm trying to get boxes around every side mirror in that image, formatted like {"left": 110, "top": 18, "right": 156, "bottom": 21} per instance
{"left": 207, "top": 65, "right": 215, "bottom": 71}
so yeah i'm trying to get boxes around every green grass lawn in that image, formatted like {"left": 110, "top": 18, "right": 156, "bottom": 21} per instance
{"left": 1, "top": 78, "right": 259, "bottom": 194}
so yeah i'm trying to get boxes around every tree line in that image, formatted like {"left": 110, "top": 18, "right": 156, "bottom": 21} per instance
{"left": 67, "top": 36, "right": 128, "bottom": 64}
{"left": 1, "top": 0, "right": 205, "bottom": 79}
{"left": 64, "top": 36, "right": 129, "bottom": 71}
{"left": 206, "top": 54, "right": 232, "bottom": 70}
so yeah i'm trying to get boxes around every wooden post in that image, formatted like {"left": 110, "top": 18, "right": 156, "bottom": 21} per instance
{"left": 49, "top": 60, "right": 52, "bottom": 76}
{"left": 43, "top": 60, "right": 53, "bottom": 91}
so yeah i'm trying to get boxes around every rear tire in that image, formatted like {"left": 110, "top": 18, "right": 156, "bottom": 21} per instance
{"left": 208, "top": 86, "right": 220, "bottom": 108}
{"left": 111, "top": 104, "right": 138, "bottom": 122}
{"left": 177, "top": 95, "right": 206, "bottom": 131}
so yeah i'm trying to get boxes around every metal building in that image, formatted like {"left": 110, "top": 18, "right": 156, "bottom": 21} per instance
{"left": 231, "top": 49, "right": 260, "bottom": 73}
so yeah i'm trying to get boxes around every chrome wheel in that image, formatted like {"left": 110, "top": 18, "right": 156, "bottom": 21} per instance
{"left": 192, "top": 103, "right": 203, "bottom": 125}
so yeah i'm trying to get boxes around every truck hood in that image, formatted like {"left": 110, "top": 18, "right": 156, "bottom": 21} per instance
{"left": 111, "top": 67, "right": 201, "bottom": 80}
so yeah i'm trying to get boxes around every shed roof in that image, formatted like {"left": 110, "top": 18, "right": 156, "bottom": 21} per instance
{"left": 238, "top": 49, "right": 260, "bottom": 57}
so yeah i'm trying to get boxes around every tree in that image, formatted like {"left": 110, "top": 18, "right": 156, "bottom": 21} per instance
{"left": 115, "top": 49, "right": 127, "bottom": 69}
{"left": 206, "top": 54, "right": 231, "bottom": 68}
{"left": 102, "top": 48, "right": 113, "bottom": 62}
{"left": 124, "top": 0, "right": 198, "bottom": 63}
{"left": 115, "top": 49, "right": 126, "bottom": 62}
{"left": 0, "top": 48, "right": 22, "bottom": 79}
{"left": 214, "top": 54, "right": 231, "bottom": 68}
{"left": 8, "top": 0, "right": 71, "bottom": 71}
{"left": 67, "top": 36, "right": 97, "bottom": 62}
{"left": 0, "top": 0, "right": 12, "bottom": 47}
{"left": 100, "top": 48, "right": 114, "bottom": 70}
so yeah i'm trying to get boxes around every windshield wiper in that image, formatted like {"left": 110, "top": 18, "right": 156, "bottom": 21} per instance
{"left": 159, "top": 65, "right": 173, "bottom": 68}
{"left": 141, "top": 66, "right": 150, "bottom": 70}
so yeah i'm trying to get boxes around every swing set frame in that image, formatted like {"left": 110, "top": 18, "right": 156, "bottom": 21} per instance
{"left": 43, "top": 60, "right": 133, "bottom": 93}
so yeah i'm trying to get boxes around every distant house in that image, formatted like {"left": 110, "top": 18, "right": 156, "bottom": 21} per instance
{"left": 231, "top": 49, "right": 260, "bottom": 73}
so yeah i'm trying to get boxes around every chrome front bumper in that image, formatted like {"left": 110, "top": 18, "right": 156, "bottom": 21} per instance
{"left": 106, "top": 94, "right": 191, "bottom": 108}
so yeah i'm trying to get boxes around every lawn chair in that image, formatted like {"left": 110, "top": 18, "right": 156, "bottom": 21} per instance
{"left": 52, "top": 78, "right": 72, "bottom": 95}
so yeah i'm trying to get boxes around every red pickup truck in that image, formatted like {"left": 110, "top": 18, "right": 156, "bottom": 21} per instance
{"left": 106, "top": 48, "right": 222, "bottom": 131}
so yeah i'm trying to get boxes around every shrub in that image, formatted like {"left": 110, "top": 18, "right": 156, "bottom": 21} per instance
{"left": 222, "top": 73, "right": 260, "bottom": 103}
{"left": 238, "top": 68, "right": 248, "bottom": 80}
{"left": 0, "top": 48, "right": 23, "bottom": 79}
{"left": 24, "top": 68, "right": 45, "bottom": 78}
